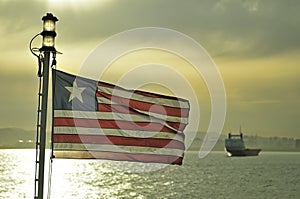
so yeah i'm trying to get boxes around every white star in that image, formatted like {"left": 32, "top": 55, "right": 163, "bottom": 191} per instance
{"left": 65, "top": 81, "right": 86, "bottom": 103}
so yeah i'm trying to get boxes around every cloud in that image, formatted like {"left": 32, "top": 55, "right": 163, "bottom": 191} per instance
{"left": 1, "top": 0, "right": 299, "bottom": 58}
{"left": 0, "top": 70, "right": 38, "bottom": 128}
{"left": 1, "top": 0, "right": 300, "bottom": 137}
{"left": 197, "top": 0, "right": 300, "bottom": 58}
{"left": 0, "top": 1, "right": 46, "bottom": 33}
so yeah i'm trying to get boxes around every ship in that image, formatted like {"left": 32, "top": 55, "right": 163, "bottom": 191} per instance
{"left": 225, "top": 127, "right": 261, "bottom": 157}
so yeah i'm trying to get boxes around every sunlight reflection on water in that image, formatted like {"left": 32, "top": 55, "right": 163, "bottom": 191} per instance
{"left": 50, "top": 159, "right": 166, "bottom": 199}
{"left": 0, "top": 150, "right": 299, "bottom": 199}
{"left": 0, "top": 149, "right": 34, "bottom": 198}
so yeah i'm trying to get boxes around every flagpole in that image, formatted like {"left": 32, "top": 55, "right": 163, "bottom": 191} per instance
{"left": 37, "top": 51, "right": 50, "bottom": 199}
{"left": 30, "top": 13, "right": 58, "bottom": 199}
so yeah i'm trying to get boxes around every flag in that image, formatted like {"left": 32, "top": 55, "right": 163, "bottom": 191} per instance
{"left": 52, "top": 69, "right": 190, "bottom": 165}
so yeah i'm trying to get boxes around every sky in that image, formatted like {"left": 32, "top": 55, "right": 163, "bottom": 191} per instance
{"left": 0, "top": 0, "right": 299, "bottom": 138}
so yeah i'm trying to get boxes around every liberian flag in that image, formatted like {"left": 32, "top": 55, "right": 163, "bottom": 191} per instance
{"left": 52, "top": 69, "right": 190, "bottom": 165}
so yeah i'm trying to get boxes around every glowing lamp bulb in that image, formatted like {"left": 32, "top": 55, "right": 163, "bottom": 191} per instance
{"left": 42, "top": 36, "right": 55, "bottom": 47}
{"left": 43, "top": 19, "right": 55, "bottom": 31}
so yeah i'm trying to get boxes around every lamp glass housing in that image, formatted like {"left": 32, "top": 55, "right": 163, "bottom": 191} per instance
{"left": 43, "top": 19, "right": 56, "bottom": 31}
{"left": 40, "top": 13, "right": 58, "bottom": 51}
{"left": 42, "top": 36, "right": 55, "bottom": 47}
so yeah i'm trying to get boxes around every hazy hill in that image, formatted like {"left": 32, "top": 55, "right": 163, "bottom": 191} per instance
{"left": 0, "top": 128, "right": 36, "bottom": 148}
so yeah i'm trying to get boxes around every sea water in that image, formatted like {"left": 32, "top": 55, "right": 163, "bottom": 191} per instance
{"left": 0, "top": 149, "right": 299, "bottom": 199}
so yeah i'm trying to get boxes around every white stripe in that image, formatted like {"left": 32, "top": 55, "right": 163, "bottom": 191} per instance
{"left": 55, "top": 110, "right": 150, "bottom": 122}
{"left": 54, "top": 110, "right": 188, "bottom": 125}
{"left": 53, "top": 143, "right": 184, "bottom": 157}
{"left": 53, "top": 126, "right": 184, "bottom": 143}
{"left": 97, "top": 96, "right": 118, "bottom": 105}
{"left": 98, "top": 86, "right": 190, "bottom": 109}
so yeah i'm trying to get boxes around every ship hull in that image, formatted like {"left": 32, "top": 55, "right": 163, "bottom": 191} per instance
{"left": 226, "top": 148, "right": 261, "bottom": 157}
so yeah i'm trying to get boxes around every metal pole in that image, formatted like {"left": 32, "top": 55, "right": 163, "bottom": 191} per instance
{"left": 37, "top": 51, "right": 50, "bottom": 199}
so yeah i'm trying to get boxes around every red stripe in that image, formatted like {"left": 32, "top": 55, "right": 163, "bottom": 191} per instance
{"left": 53, "top": 150, "right": 183, "bottom": 165}
{"left": 98, "top": 104, "right": 141, "bottom": 114}
{"left": 98, "top": 81, "right": 189, "bottom": 104}
{"left": 98, "top": 104, "right": 187, "bottom": 131}
{"left": 53, "top": 134, "right": 185, "bottom": 150}
{"left": 96, "top": 91, "right": 189, "bottom": 117}
{"left": 54, "top": 118, "right": 177, "bottom": 134}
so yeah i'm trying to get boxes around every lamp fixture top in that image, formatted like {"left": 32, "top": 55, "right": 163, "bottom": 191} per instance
{"left": 42, "top": 13, "right": 58, "bottom": 22}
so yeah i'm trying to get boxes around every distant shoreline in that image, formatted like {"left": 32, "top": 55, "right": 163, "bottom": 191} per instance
{"left": 1, "top": 147, "right": 299, "bottom": 153}
{"left": 1, "top": 128, "right": 299, "bottom": 152}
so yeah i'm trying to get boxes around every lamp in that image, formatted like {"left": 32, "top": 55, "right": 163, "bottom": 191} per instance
{"left": 40, "top": 13, "right": 58, "bottom": 52}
